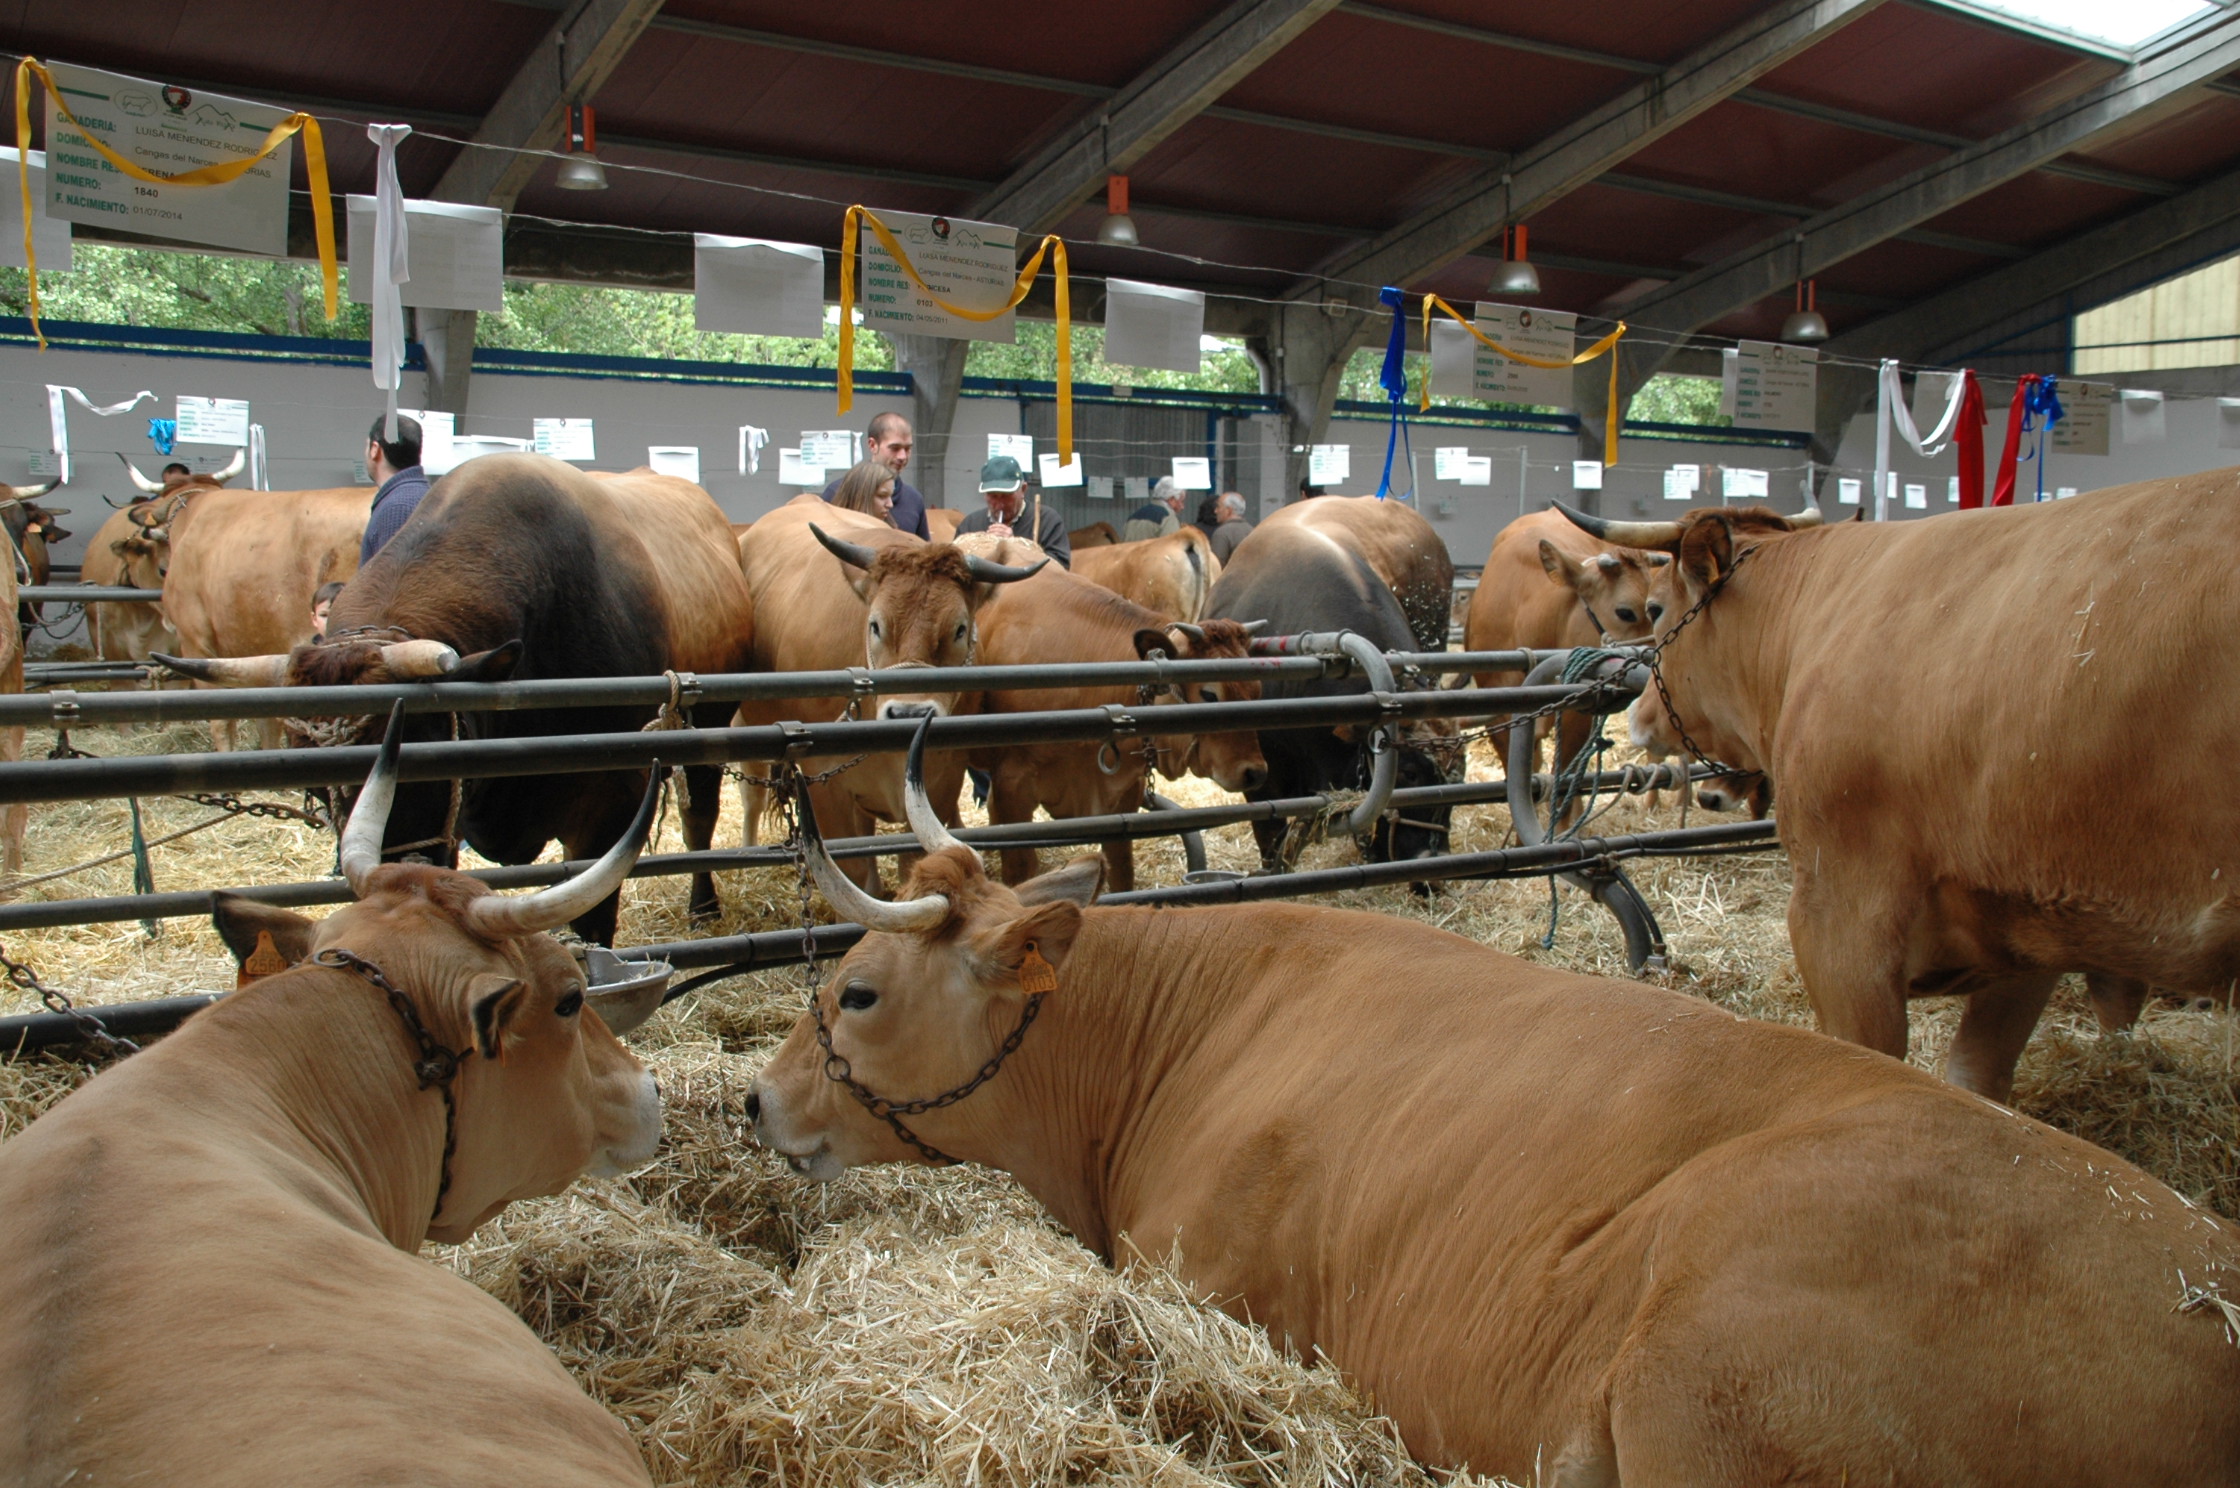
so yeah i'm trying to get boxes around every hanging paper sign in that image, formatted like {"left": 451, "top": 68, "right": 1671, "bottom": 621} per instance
{"left": 345, "top": 196, "right": 504, "bottom": 312}
{"left": 1471, "top": 304, "right": 1575, "bottom": 407}
{"left": 175, "top": 396, "right": 249, "bottom": 446}
{"left": 857, "top": 210, "right": 1019, "bottom": 343}
{"left": 1038, "top": 452, "right": 1083, "bottom": 487}
{"left": 398, "top": 408, "right": 457, "bottom": 473}
{"left": 1122, "top": 476, "right": 1151, "bottom": 504}
{"left": 2055, "top": 486, "right": 2079, "bottom": 499}
{"left": 2053, "top": 382, "right": 2111, "bottom": 455}
{"left": 533, "top": 418, "right": 595, "bottom": 461}
{"left": 1571, "top": 460, "right": 1604, "bottom": 491}
{"left": 1458, "top": 455, "right": 1492, "bottom": 487}
{"left": 1434, "top": 447, "right": 1471, "bottom": 480}
{"left": 2119, "top": 390, "right": 2165, "bottom": 444}
{"left": 1307, "top": 444, "right": 1350, "bottom": 485}
{"left": 1086, "top": 475, "right": 1116, "bottom": 501}
{"left": 1103, "top": 279, "right": 1204, "bottom": 374}
{"left": 800, "top": 430, "right": 855, "bottom": 472}
{"left": 1837, "top": 477, "right": 1861, "bottom": 505}
{"left": 43, "top": 62, "right": 293, "bottom": 255}
{"left": 1663, "top": 466, "right": 1700, "bottom": 502}
{"left": 2219, "top": 398, "right": 2240, "bottom": 451}
{"left": 1732, "top": 342, "right": 1816, "bottom": 431}
{"left": 0, "top": 149, "right": 72, "bottom": 270}
{"left": 987, "top": 432, "right": 1034, "bottom": 465}
{"left": 1721, "top": 467, "right": 1768, "bottom": 499}
{"left": 1429, "top": 320, "right": 1476, "bottom": 400}
{"left": 777, "top": 448, "right": 822, "bottom": 485}
{"left": 693, "top": 235, "right": 825, "bottom": 338}
{"left": 648, "top": 446, "right": 701, "bottom": 483}
{"left": 1170, "top": 456, "right": 1213, "bottom": 490}
{"left": 1903, "top": 482, "right": 1927, "bottom": 510}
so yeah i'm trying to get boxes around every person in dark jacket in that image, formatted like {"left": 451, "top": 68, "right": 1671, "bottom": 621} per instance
{"left": 821, "top": 410, "right": 930, "bottom": 539}
{"left": 1124, "top": 476, "right": 1183, "bottom": 541}
{"left": 955, "top": 455, "right": 1070, "bottom": 568}
{"left": 1208, "top": 490, "right": 1255, "bottom": 564}
{"left": 357, "top": 414, "right": 428, "bottom": 564}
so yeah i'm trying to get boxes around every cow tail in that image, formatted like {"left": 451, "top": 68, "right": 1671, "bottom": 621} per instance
{"left": 1184, "top": 536, "right": 1207, "bottom": 621}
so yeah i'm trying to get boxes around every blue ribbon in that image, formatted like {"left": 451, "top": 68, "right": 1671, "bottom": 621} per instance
{"left": 2019, "top": 375, "right": 2064, "bottom": 502}
{"left": 147, "top": 419, "right": 177, "bottom": 456}
{"left": 1375, "top": 286, "right": 1409, "bottom": 500}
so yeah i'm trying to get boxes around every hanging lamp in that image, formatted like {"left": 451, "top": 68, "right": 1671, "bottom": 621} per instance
{"left": 1096, "top": 174, "right": 1140, "bottom": 246}
{"left": 556, "top": 102, "right": 608, "bottom": 191}
{"left": 1781, "top": 279, "right": 1829, "bottom": 343}
{"left": 1489, "top": 223, "right": 1539, "bottom": 299}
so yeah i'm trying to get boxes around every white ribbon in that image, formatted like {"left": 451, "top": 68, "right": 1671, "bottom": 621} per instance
{"left": 366, "top": 124, "right": 414, "bottom": 441}
{"left": 46, "top": 384, "right": 156, "bottom": 486}
{"left": 739, "top": 424, "right": 769, "bottom": 474}
{"left": 1872, "top": 359, "right": 1893, "bottom": 523}
{"left": 248, "top": 423, "right": 270, "bottom": 491}
{"left": 1882, "top": 360, "right": 1969, "bottom": 458}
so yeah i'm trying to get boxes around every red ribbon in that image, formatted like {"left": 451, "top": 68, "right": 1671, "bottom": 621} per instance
{"left": 1954, "top": 370, "right": 1986, "bottom": 509}
{"left": 1989, "top": 374, "right": 2039, "bottom": 508}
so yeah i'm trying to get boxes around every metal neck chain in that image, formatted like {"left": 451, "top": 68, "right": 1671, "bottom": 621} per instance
{"left": 310, "top": 947, "right": 465, "bottom": 1228}
{"left": 1643, "top": 540, "right": 1762, "bottom": 786}
{"left": 0, "top": 940, "right": 138, "bottom": 1058}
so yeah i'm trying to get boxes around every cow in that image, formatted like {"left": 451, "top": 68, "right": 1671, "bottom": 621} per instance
{"left": 0, "top": 476, "right": 68, "bottom": 634}
{"left": 0, "top": 527, "right": 22, "bottom": 879}
{"left": 1069, "top": 520, "right": 1119, "bottom": 550}
{"left": 156, "top": 455, "right": 756, "bottom": 945}
{"left": 0, "top": 728, "right": 663, "bottom": 1487}
{"left": 1207, "top": 520, "right": 1453, "bottom": 869}
{"left": 749, "top": 752, "right": 2240, "bottom": 1485}
{"left": 1464, "top": 508, "right": 1665, "bottom": 813}
{"left": 1259, "top": 495, "right": 1454, "bottom": 649}
{"left": 1559, "top": 477, "right": 2240, "bottom": 1101}
{"left": 81, "top": 501, "right": 174, "bottom": 664}
{"left": 926, "top": 506, "right": 966, "bottom": 544}
{"left": 731, "top": 494, "right": 1045, "bottom": 893}
{"left": 1625, "top": 680, "right": 1770, "bottom": 816}
{"left": 961, "top": 536, "right": 1267, "bottom": 892}
{"left": 1069, "top": 527, "right": 1219, "bottom": 621}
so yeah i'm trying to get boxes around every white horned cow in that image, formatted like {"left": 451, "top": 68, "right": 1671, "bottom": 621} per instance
{"left": 1559, "top": 475, "right": 2240, "bottom": 1099}
{"left": 0, "top": 720, "right": 664, "bottom": 1486}
{"left": 748, "top": 736, "right": 2240, "bottom": 1485}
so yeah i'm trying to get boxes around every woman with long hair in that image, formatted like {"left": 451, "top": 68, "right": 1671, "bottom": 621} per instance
{"left": 829, "top": 458, "right": 898, "bottom": 525}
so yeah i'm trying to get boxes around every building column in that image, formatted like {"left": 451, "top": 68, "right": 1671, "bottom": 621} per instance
{"left": 1810, "top": 360, "right": 1879, "bottom": 509}
{"left": 888, "top": 333, "right": 969, "bottom": 508}
{"left": 416, "top": 309, "right": 477, "bottom": 416}
{"left": 1259, "top": 303, "right": 1357, "bottom": 502}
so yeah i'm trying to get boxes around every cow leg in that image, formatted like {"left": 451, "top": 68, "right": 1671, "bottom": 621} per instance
{"left": 741, "top": 780, "right": 768, "bottom": 847}
{"left": 807, "top": 778, "right": 881, "bottom": 894}
{"left": 678, "top": 763, "right": 724, "bottom": 919}
{"left": 2084, "top": 971, "right": 2149, "bottom": 1034}
{"left": 987, "top": 762, "right": 1043, "bottom": 886}
{"left": 1945, "top": 972, "right": 2058, "bottom": 1103}
{"left": 1787, "top": 872, "right": 1911, "bottom": 1063}
{"left": 558, "top": 792, "right": 642, "bottom": 947}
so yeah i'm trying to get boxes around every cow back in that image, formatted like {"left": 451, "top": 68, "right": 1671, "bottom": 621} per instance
{"left": 1260, "top": 495, "right": 1453, "bottom": 648}
{"left": 163, "top": 486, "right": 373, "bottom": 660}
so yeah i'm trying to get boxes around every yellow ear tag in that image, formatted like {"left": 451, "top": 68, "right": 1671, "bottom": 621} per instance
{"left": 1018, "top": 943, "right": 1059, "bottom": 995}
{"left": 238, "top": 929, "right": 290, "bottom": 988}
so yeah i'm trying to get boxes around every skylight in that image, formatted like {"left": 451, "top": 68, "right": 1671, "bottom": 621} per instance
{"left": 1934, "top": 0, "right": 2218, "bottom": 51}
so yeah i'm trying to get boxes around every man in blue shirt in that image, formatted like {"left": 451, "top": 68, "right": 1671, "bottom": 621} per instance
{"left": 821, "top": 411, "right": 930, "bottom": 538}
{"left": 358, "top": 414, "right": 429, "bottom": 564}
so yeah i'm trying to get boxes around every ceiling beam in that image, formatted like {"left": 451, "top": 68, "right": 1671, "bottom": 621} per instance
{"left": 967, "top": 0, "right": 1341, "bottom": 233}
{"left": 1599, "top": 171, "right": 2028, "bottom": 257}
{"left": 1298, "top": 0, "right": 1889, "bottom": 300}
{"left": 432, "top": 0, "right": 668, "bottom": 210}
{"left": 1611, "top": 16, "right": 2240, "bottom": 348}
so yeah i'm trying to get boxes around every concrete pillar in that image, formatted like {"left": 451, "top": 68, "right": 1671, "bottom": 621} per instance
{"left": 1810, "top": 360, "right": 1879, "bottom": 510}
{"left": 1259, "top": 303, "right": 1359, "bottom": 502}
{"left": 416, "top": 309, "right": 477, "bottom": 416}
{"left": 888, "top": 333, "right": 969, "bottom": 508}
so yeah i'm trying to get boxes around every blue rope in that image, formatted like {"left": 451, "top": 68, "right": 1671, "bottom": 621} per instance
{"left": 2020, "top": 375, "right": 2065, "bottom": 502}
{"left": 1375, "top": 286, "right": 1409, "bottom": 500}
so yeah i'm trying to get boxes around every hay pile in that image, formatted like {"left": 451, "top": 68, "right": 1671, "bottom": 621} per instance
{"left": 1, "top": 719, "right": 2234, "bottom": 1485}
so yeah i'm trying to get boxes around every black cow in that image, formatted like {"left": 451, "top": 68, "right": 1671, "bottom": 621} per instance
{"left": 158, "top": 455, "right": 757, "bottom": 944}
{"left": 1206, "top": 521, "right": 1454, "bottom": 869}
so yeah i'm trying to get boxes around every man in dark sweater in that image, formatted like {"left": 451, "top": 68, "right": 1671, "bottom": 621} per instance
{"left": 955, "top": 455, "right": 1070, "bottom": 567}
{"left": 820, "top": 410, "right": 929, "bottom": 538}
{"left": 358, "top": 414, "right": 429, "bottom": 564}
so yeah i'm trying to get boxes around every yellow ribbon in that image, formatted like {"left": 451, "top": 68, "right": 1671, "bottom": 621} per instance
{"left": 839, "top": 205, "right": 1072, "bottom": 461}
{"left": 1420, "top": 293, "right": 1627, "bottom": 466}
{"left": 15, "top": 57, "right": 338, "bottom": 350}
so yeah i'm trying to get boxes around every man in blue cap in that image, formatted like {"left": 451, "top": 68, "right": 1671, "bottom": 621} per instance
{"left": 955, "top": 453, "right": 1071, "bottom": 568}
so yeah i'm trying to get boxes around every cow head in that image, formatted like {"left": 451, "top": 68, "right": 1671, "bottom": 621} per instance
{"left": 1626, "top": 685, "right": 1771, "bottom": 815}
{"left": 808, "top": 523, "right": 1044, "bottom": 720}
{"left": 748, "top": 726, "right": 1101, "bottom": 1177}
{"left": 1133, "top": 619, "right": 1268, "bottom": 793}
{"left": 210, "top": 706, "right": 663, "bottom": 1243}
{"left": 1537, "top": 539, "right": 1666, "bottom": 642}
{"left": 2, "top": 491, "right": 67, "bottom": 588}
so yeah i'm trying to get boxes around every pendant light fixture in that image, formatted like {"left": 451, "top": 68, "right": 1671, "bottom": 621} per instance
{"left": 556, "top": 102, "right": 608, "bottom": 191}
{"left": 1096, "top": 174, "right": 1140, "bottom": 246}
{"left": 1489, "top": 222, "right": 1540, "bottom": 299}
{"left": 1781, "top": 279, "right": 1829, "bottom": 344}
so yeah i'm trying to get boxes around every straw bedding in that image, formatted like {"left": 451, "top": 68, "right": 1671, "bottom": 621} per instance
{"left": 2, "top": 720, "right": 2234, "bottom": 1485}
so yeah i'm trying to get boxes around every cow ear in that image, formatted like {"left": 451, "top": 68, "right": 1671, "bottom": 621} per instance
{"left": 1537, "top": 539, "right": 1583, "bottom": 590}
{"left": 1015, "top": 854, "right": 1103, "bottom": 909}
{"left": 973, "top": 897, "right": 1088, "bottom": 987}
{"left": 1131, "top": 627, "right": 1175, "bottom": 660}
{"left": 1676, "top": 515, "right": 1736, "bottom": 591}
{"left": 211, "top": 893, "right": 315, "bottom": 985}
{"left": 469, "top": 974, "right": 531, "bottom": 1061}
{"left": 446, "top": 640, "right": 522, "bottom": 683}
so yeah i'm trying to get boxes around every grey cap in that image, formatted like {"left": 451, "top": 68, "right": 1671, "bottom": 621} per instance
{"left": 979, "top": 454, "right": 1026, "bottom": 492}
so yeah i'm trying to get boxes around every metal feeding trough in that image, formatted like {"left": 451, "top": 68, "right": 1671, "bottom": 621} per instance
{"left": 577, "top": 944, "right": 672, "bottom": 1035}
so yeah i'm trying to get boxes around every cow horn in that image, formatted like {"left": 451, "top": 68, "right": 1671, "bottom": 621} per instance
{"left": 1552, "top": 501, "right": 1684, "bottom": 551}
{"left": 961, "top": 551, "right": 1048, "bottom": 584}
{"left": 119, "top": 454, "right": 165, "bottom": 495}
{"left": 903, "top": 715, "right": 968, "bottom": 856}
{"left": 1239, "top": 619, "right": 1270, "bottom": 634}
{"left": 338, "top": 702, "right": 406, "bottom": 894}
{"left": 378, "top": 640, "right": 461, "bottom": 679}
{"left": 792, "top": 772, "right": 950, "bottom": 933}
{"left": 11, "top": 479, "right": 57, "bottom": 499}
{"left": 809, "top": 523, "right": 879, "bottom": 572}
{"left": 1788, "top": 504, "right": 1825, "bottom": 528}
{"left": 463, "top": 769, "right": 661, "bottom": 938}
{"left": 1168, "top": 622, "right": 1206, "bottom": 642}
{"left": 207, "top": 448, "right": 247, "bottom": 486}
{"left": 151, "top": 651, "right": 291, "bottom": 687}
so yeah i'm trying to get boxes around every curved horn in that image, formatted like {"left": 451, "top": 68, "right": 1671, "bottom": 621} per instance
{"left": 808, "top": 522, "right": 879, "bottom": 572}
{"left": 119, "top": 454, "right": 164, "bottom": 495}
{"left": 961, "top": 551, "right": 1048, "bottom": 584}
{"left": 903, "top": 715, "right": 969, "bottom": 856}
{"left": 1551, "top": 500, "right": 1684, "bottom": 551}
{"left": 11, "top": 479, "right": 57, "bottom": 499}
{"left": 793, "top": 772, "right": 950, "bottom": 933}
{"left": 1167, "top": 621, "right": 1206, "bottom": 642}
{"left": 1238, "top": 619, "right": 1270, "bottom": 635}
{"left": 463, "top": 768, "right": 662, "bottom": 938}
{"left": 1787, "top": 504, "right": 1825, "bottom": 529}
{"left": 151, "top": 651, "right": 291, "bottom": 687}
{"left": 206, "top": 448, "right": 247, "bottom": 486}
{"left": 338, "top": 702, "right": 406, "bottom": 894}
{"left": 378, "top": 639, "right": 461, "bottom": 679}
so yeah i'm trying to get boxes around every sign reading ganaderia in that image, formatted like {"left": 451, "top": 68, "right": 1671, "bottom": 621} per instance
{"left": 857, "top": 211, "right": 1020, "bottom": 344}
{"left": 43, "top": 62, "right": 292, "bottom": 257}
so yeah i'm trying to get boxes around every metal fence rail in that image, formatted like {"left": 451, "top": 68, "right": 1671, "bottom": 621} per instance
{"left": 19, "top": 586, "right": 164, "bottom": 604}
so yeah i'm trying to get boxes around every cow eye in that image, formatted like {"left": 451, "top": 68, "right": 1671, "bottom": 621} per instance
{"left": 954, "top": 623, "right": 968, "bottom": 641}
{"left": 1198, "top": 688, "right": 1217, "bottom": 702}
{"left": 839, "top": 982, "right": 879, "bottom": 1012}
{"left": 1614, "top": 608, "right": 1638, "bottom": 624}
{"left": 868, "top": 619, "right": 883, "bottom": 640}
{"left": 1647, "top": 603, "right": 1665, "bottom": 623}
{"left": 555, "top": 986, "right": 584, "bottom": 1017}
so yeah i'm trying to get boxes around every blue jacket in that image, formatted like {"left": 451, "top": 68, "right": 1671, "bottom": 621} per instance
{"left": 360, "top": 465, "right": 430, "bottom": 564}
{"left": 821, "top": 475, "right": 930, "bottom": 539}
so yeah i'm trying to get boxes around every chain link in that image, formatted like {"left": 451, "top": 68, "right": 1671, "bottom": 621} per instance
{"left": 1639, "top": 542, "right": 1762, "bottom": 787}
{"left": 0, "top": 940, "right": 140, "bottom": 1057}
{"left": 310, "top": 947, "right": 464, "bottom": 1227}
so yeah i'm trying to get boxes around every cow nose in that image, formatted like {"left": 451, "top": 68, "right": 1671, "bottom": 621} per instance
{"left": 1238, "top": 763, "right": 1267, "bottom": 792}
{"left": 881, "top": 701, "right": 936, "bottom": 720}
{"left": 743, "top": 1089, "right": 762, "bottom": 1123}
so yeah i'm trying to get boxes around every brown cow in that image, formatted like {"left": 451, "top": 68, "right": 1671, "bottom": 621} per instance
{"left": 0, "top": 731, "right": 662, "bottom": 1487}
{"left": 731, "top": 495, "right": 1045, "bottom": 892}
{"left": 1562, "top": 480, "right": 2240, "bottom": 1099}
{"left": 0, "top": 527, "right": 22, "bottom": 878}
{"left": 963, "top": 535, "right": 1265, "bottom": 891}
{"left": 1070, "top": 527, "right": 1219, "bottom": 621}
{"left": 749, "top": 759, "right": 2240, "bottom": 1485}
{"left": 1069, "top": 520, "right": 1119, "bottom": 550}
{"left": 1, "top": 476, "right": 67, "bottom": 633}
{"left": 81, "top": 502, "right": 174, "bottom": 664}
{"left": 1260, "top": 495, "right": 1453, "bottom": 649}
{"left": 926, "top": 506, "right": 966, "bottom": 544}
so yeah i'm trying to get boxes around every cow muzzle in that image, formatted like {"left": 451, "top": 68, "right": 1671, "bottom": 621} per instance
{"left": 878, "top": 699, "right": 942, "bottom": 721}
{"left": 744, "top": 1082, "right": 847, "bottom": 1180}
{"left": 586, "top": 1068, "right": 665, "bottom": 1177}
